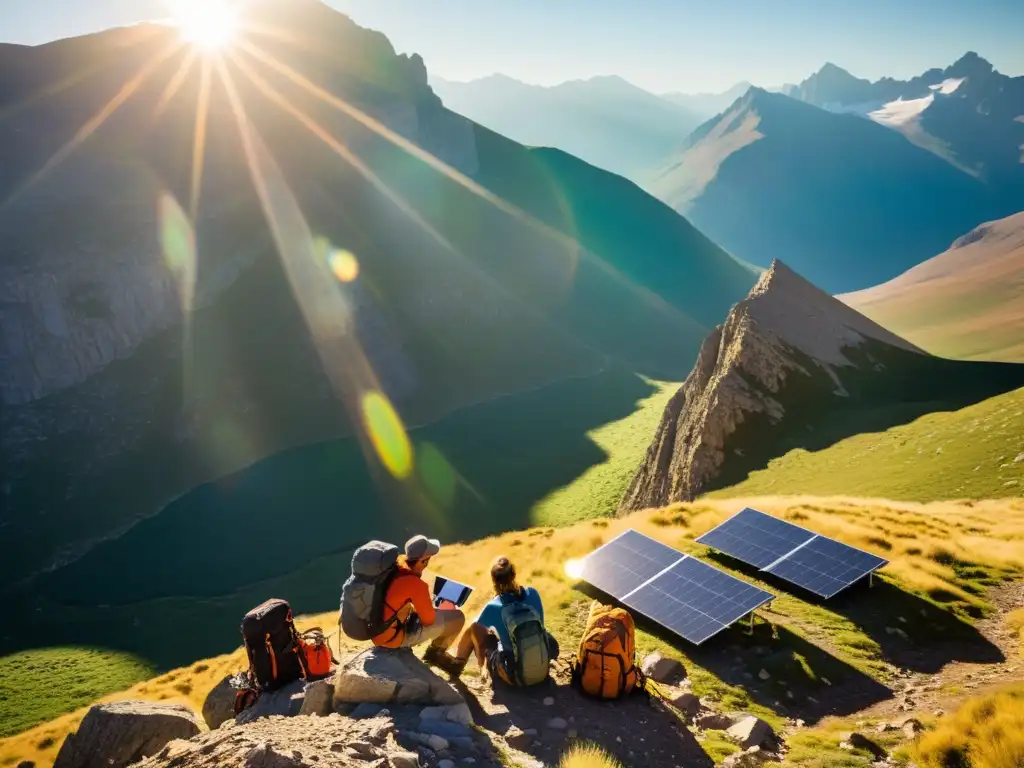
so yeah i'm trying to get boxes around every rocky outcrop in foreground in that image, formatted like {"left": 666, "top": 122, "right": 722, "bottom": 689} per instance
{"left": 52, "top": 701, "right": 200, "bottom": 768}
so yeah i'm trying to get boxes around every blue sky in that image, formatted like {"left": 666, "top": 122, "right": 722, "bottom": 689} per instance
{"left": 3, "top": 0, "right": 1023, "bottom": 93}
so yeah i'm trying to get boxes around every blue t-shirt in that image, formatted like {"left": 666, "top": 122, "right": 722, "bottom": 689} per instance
{"left": 476, "top": 587, "right": 544, "bottom": 651}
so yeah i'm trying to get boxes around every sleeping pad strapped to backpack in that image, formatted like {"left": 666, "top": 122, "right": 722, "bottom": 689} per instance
{"left": 241, "top": 598, "right": 308, "bottom": 691}
{"left": 340, "top": 540, "right": 401, "bottom": 641}
{"left": 500, "top": 597, "right": 551, "bottom": 686}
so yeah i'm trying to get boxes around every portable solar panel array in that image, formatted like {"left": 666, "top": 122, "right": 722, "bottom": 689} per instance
{"left": 578, "top": 530, "right": 774, "bottom": 645}
{"left": 696, "top": 507, "right": 888, "bottom": 599}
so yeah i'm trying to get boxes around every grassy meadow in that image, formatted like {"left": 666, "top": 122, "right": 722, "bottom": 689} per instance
{"left": 6, "top": 495, "right": 1024, "bottom": 768}
{"left": 711, "top": 385, "right": 1024, "bottom": 501}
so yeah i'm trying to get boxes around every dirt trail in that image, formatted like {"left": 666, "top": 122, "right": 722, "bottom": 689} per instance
{"left": 857, "top": 581, "right": 1024, "bottom": 721}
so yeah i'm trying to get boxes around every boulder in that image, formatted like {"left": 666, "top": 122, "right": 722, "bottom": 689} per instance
{"left": 201, "top": 674, "right": 239, "bottom": 730}
{"left": 236, "top": 679, "right": 306, "bottom": 724}
{"left": 299, "top": 676, "right": 336, "bottom": 716}
{"left": 696, "top": 712, "right": 740, "bottom": 731}
{"left": 668, "top": 691, "right": 702, "bottom": 720}
{"left": 902, "top": 718, "right": 925, "bottom": 739}
{"left": 641, "top": 652, "right": 686, "bottom": 684}
{"left": 334, "top": 648, "right": 463, "bottom": 707}
{"left": 53, "top": 701, "right": 201, "bottom": 768}
{"left": 726, "top": 716, "right": 778, "bottom": 750}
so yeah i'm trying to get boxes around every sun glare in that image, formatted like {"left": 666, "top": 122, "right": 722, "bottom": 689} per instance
{"left": 171, "top": 0, "right": 238, "bottom": 51}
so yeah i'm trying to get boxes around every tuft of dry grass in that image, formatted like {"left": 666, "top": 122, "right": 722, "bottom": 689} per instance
{"left": 559, "top": 743, "right": 622, "bottom": 768}
{"left": 914, "top": 685, "right": 1024, "bottom": 768}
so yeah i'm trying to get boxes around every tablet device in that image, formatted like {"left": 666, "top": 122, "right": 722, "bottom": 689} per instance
{"left": 432, "top": 575, "right": 473, "bottom": 609}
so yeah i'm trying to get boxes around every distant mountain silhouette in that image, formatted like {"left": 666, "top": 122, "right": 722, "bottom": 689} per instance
{"left": 429, "top": 73, "right": 702, "bottom": 180}
{"left": 662, "top": 81, "right": 796, "bottom": 118}
{"left": 649, "top": 87, "right": 1005, "bottom": 293}
{"left": 795, "top": 53, "right": 1024, "bottom": 193}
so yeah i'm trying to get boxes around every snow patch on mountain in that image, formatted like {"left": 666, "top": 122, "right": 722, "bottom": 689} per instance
{"left": 869, "top": 94, "right": 935, "bottom": 127}
{"left": 930, "top": 77, "right": 966, "bottom": 95}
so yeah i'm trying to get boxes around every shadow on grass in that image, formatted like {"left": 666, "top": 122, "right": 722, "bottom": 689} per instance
{"left": 575, "top": 582, "right": 893, "bottom": 726}
{"left": 451, "top": 667, "right": 715, "bottom": 768}
{"left": 704, "top": 551, "right": 1005, "bottom": 674}
{"left": 3, "top": 367, "right": 658, "bottom": 671}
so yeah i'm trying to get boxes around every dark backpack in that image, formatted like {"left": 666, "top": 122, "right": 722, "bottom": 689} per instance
{"left": 500, "top": 593, "right": 551, "bottom": 687}
{"left": 241, "top": 598, "right": 308, "bottom": 690}
{"left": 340, "top": 541, "right": 401, "bottom": 641}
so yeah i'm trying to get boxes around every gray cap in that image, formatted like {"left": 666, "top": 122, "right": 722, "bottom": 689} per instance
{"left": 405, "top": 534, "right": 441, "bottom": 561}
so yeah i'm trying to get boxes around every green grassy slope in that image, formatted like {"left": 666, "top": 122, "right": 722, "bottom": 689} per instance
{"left": 0, "top": 648, "right": 153, "bottom": 738}
{"left": 710, "top": 386, "right": 1024, "bottom": 501}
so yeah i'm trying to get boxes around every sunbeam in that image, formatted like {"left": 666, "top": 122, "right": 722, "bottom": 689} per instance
{"left": 238, "top": 40, "right": 699, "bottom": 330}
{"left": 189, "top": 56, "right": 213, "bottom": 219}
{"left": 152, "top": 48, "right": 198, "bottom": 120}
{"left": 9, "top": 40, "right": 181, "bottom": 202}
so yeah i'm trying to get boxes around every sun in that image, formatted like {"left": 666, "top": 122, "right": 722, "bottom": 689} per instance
{"left": 170, "top": 0, "right": 239, "bottom": 50}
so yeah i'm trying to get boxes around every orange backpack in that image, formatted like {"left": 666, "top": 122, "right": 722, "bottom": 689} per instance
{"left": 299, "top": 628, "right": 337, "bottom": 678}
{"left": 571, "top": 601, "right": 642, "bottom": 699}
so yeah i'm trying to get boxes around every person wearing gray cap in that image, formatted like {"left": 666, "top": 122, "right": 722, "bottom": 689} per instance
{"left": 371, "top": 534, "right": 465, "bottom": 670}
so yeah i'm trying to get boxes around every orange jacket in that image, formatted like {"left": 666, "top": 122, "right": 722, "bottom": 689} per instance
{"left": 372, "top": 560, "right": 436, "bottom": 648}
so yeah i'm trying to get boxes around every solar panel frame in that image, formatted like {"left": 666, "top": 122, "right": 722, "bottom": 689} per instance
{"left": 623, "top": 555, "right": 775, "bottom": 645}
{"left": 696, "top": 507, "right": 889, "bottom": 598}
{"left": 576, "top": 529, "right": 775, "bottom": 645}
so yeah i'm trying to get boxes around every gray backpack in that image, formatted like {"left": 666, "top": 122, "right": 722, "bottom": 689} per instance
{"left": 340, "top": 541, "right": 401, "bottom": 641}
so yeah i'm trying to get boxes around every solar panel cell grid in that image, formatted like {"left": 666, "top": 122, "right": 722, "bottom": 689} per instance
{"left": 578, "top": 529, "right": 682, "bottom": 599}
{"left": 765, "top": 536, "right": 888, "bottom": 599}
{"left": 696, "top": 507, "right": 888, "bottom": 598}
{"left": 625, "top": 556, "right": 774, "bottom": 644}
{"left": 696, "top": 507, "right": 815, "bottom": 568}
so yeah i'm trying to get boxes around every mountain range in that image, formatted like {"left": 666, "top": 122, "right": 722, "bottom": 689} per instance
{"left": 0, "top": 1, "right": 755, "bottom": 592}
{"left": 794, "top": 52, "right": 1024, "bottom": 192}
{"left": 429, "top": 73, "right": 703, "bottom": 180}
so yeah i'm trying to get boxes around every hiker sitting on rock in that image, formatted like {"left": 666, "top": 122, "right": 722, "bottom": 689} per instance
{"left": 453, "top": 556, "right": 558, "bottom": 686}
{"left": 372, "top": 535, "right": 465, "bottom": 668}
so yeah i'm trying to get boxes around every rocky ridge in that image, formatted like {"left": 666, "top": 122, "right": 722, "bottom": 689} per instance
{"left": 619, "top": 259, "right": 1024, "bottom": 510}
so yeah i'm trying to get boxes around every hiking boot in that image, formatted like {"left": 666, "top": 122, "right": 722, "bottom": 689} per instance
{"left": 422, "top": 645, "right": 458, "bottom": 672}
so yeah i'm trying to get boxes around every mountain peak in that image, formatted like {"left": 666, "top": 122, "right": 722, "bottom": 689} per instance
{"left": 743, "top": 259, "right": 923, "bottom": 366}
{"left": 948, "top": 51, "right": 994, "bottom": 78}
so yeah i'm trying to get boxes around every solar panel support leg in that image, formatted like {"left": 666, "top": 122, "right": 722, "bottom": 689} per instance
{"left": 870, "top": 572, "right": 874, "bottom": 588}
{"left": 747, "top": 613, "right": 755, "bottom": 635}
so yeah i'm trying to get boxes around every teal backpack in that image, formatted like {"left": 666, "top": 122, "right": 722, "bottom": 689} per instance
{"left": 500, "top": 597, "right": 551, "bottom": 686}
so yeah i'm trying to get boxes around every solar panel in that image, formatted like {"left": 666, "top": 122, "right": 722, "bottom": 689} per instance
{"left": 577, "top": 529, "right": 774, "bottom": 645}
{"left": 623, "top": 556, "right": 774, "bottom": 645}
{"left": 579, "top": 529, "right": 683, "bottom": 598}
{"left": 696, "top": 507, "right": 815, "bottom": 568}
{"left": 696, "top": 507, "right": 888, "bottom": 598}
{"left": 764, "top": 535, "right": 888, "bottom": 599}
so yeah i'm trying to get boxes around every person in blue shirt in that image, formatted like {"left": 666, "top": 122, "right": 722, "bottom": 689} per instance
{"left": 452, "top": 556, "right": 559, "bottom": 685}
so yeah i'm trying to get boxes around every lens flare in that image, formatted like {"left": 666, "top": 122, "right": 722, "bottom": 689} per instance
{"left": 158, "top": 192, "right": 196, "bottom": 311}
{"left": 564, "top": 558, "right": 585, "bottom": 581}
{"left": 361, "top": 390, "right": 413, "bottom": 480}
{"left": 417, "top": 443, "right": 458, "bottom": 509}
{"left": 328, "top": 248, "right": 359, "bottom": 283}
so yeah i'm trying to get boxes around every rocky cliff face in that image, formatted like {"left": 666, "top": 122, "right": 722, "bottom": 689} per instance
{"left": 620, "top": 260, "right": 1024, "bottom": 510}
